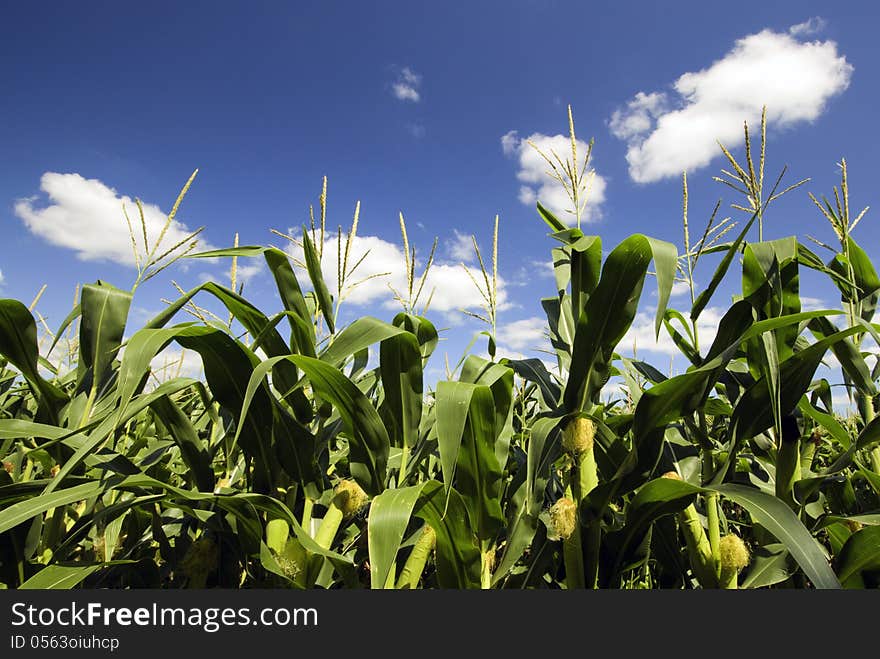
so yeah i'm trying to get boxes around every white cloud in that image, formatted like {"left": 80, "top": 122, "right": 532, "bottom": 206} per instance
{"left": 496, "top": 316, "right": 547, "bottom": 351}
{"left": 501, "top": 130, "right": 519, "bottom": 156}
{"left": 235, "top": 260, "right": 264, "bottom": 285}
{"left": 392, "top": 67, "right": 422, "bottom": 102}
{"left": 14, "top": 173, "right": 212, "bottom": 266}
{"left": 621, "top": 306, "right": 725, "bottom": 357}
{"left": 609, "top": 25, "right": 852, "bottom": 183}
{"left": 282, "top": 230, "right": 507, "bottom": 314}
{"left": 198, "top": 258, "right": 264, "bottom": 290}
{"left": 831, "top": 392, "right": 856, "bottom": 413}
{"left": 789, "top": 17, "right": 827, "bottom": 37}
{"left": 150, "top": 347, "right": 204, "bottom": 383}
{"left": 800, "top": 296, "right": 826, "bottom": 311}
{"left": 447, "top": 230, "right": 476, "bottom": 263}
{"left": 502, "top": 131, "right": 607, "bottom": 223}
{"left": 608, "top": 92, "right": 667, "bottom": 141}
{"left": 670, "top": 280, "right": 692, "bottom": 298}
{"left": 0, "top": 269, "right": 4, "bottom": 285}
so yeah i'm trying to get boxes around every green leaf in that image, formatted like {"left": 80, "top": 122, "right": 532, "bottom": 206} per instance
{"left": 740, "top": 543, "right": 791, "bottom": 589}
{"left": 646, "top": 236, "right": 678, "bottom": 338}
{"left": 633, "top": 301, "right": 754, "bottom": 439}
{"left": 435, "top": 381, "right": 475, "bottom": 492}
{"left": 118, "top": 325, "right": 278, "bottom": 491}
{"left": 41, "top": 378, "right": 199, "bottom": 497}
{"left": 0, "top": 299, "right": 67, "bottom": 423}
{"left": 503, "top": 358, "right": 561, "bottom": 408}
{"left": 149, "top": 395, "right": 214, "bottom": 492}
{"left": 563, "top": 235, "right": 660, "bottom": 412}
{"left": 142, "top": 281, "right": 308, "bottom": 414}
{"left": 492, "top": 416, "right": 562, "bottom": 585}
{"left": 558, "top": 231, "right": 601, "bottom": 326}
{"left": 321, "top": 317, "right": 407, "bottom": 368}
{"left": 435, "top": 381, "right": 504, "bottom": 541}
{"left": 714, "top": 484, "right": 841, "bottom": 589}
{"left": 77, "top": 281, "right": 132, "bottom": 392}
{"left": 19, "top": 564, "right": 104, "bottom": 589}
{"left": 186, "top": 245, "right": 315, "bottom": 354}
{"left": 263, "top": 247, "right": 317, "bottom": 357}
{"left": 379, "top": 330, "right": 423, "bottom": 451}
{"left": 239, "top": 354, "right": 389, "bottom": 495}
{"left": 692, "top": 210, "right": 758, "bottom": 322}
{"left": 834, "top": 526, "right": 880, "bottom": 587}
{"left": 301, "top": 226, "right": 335, "bottom": 333}
{"left": 798, "top": 397, "right": 851, "bottom": 450}
{"left": 536, "top": 201, "right": 567, "bottom": 232}
{"left": 0, "top": 420, "right": 72, "bottom": 442}
{"left": 609, "top": 477, "right": 702, "bottom": 575}
{"left": 174, "top": 327, "right": 277, "bottom": 491}
{"left": 0, "top": 480, "right": 107, "bottom": 534}
{"left": 830, "top": 236, "right": 880, "bottom": 302}
{"left": 456, "top": 385, "right": 504, "bottom": 542}
{"left": 368, "top": 480, "right": 481, "bottom": 589}
{"left": 726, "top": 325, "right": 864, "bottom": 476}
{"left": 808, "top": 316, "right": 876, "bottom": 396}
{"left": 460, "top": 355, "right": 515, "bottom": 468}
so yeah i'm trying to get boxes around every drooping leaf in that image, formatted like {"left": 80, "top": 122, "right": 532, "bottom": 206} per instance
{"left": 368, "top": 480, "right": 481, "bottom": 589}
{"left": 714, "top": 484, "right": 841, "bottom": 589}
{"left": 0, "top": 299, "right": 67, "bottom": 423}
{"left": 835, "top": 526, "right": 880, "bottom": 587}
{"left": 77, "top": 281, "right": 132, "bottom": 392}
{"left": 19, "top": 563, "right": 105, "bottom": 589}
{"left": 301, "top": 226, "right": 335, "bottom": 333}
{"left": 692, "top": 211, "right": 759, "bottom": 322}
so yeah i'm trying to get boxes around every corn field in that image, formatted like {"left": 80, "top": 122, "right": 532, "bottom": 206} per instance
{"left": 1, "top": 112, "right": 879, "bottom": 590}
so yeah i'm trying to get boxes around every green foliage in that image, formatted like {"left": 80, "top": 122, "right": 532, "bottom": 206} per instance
{"left": 1, "top": 114, "right": 879, "bottom": 591}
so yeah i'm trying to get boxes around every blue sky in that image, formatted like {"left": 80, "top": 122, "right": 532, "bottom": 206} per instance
{"left": 2, "top": 2, "right": 878, "bottom": 391}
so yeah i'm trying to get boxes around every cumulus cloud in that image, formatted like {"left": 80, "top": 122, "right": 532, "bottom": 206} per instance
{"left": 621, "top": 307, "right": 725, "bottom": 357}
{"left": 150, "top": 347, "right": 204, "bottom": 383}
{"left": 501, "top": 130, "right": 607, "bottom": 223}
{"left": 496, "top": 316, "right": 548, "bottom": 351}
{"left": 446, "top": 230, "right": 476, "bottom": 263}
{"left": 282, "top": 230, "right": 507, "bottom": 314}
{"left": 608, "top": 92, "right": 668, "bottom": 141}
{"left": 392, "top": 67, "right": 422, "bottom": 102}
{"left": 609, "top": 24, "right": 852, "bottom": 183}
{"left": 789, "top": 17, "right": 827, "bottom": 37}
{"left": 198, "top": 258, "right": 264, "bottom": 289}
{"left": 799, "top": 296, "right": 826, "bottom": 311}
{"left": 235, "top": 261, "right": 264, "bottom": 284}
{"left": 14, "top": 172, "right": 212, "bottom": 266}
{"left": 670, "top": 280, "right": 692, "bottom": 298}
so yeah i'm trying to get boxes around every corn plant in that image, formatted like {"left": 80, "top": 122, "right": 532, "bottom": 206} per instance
{"left": 1, "top": 110, "right": 879, "bottom": 591}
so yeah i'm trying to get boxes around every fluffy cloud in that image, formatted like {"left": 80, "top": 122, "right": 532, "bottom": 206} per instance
{"left": 392, "top": 67, "right": 422, "bottom": 102}
{"left": 670, "top": 280, "right": 692, "bottom": 298}
{"left": 282, "top": 230, "right": 507, "bottom": 314}
{"left": 621, "top": 307, "right": 725, "bottom": 357}
{"left": 496, "top": 316, "right": 548, "bottom": 351}
{"left": 502, "top": 130, "right": 607, "bottom": 223}
{"left": 789, "top": 17, "right": 827, "bottom": 37}
{"left": 446, "top": 230, "right": 476, "bottom": 263}
{"left": 609, "top": 24, "right": 853, "bottom": 183}
{"left": 799, "top": 296, "right": 826, "bottom": 311}
{"left": 235, "top": 261, "right": 264, "bottom": 284}
{"left": 150, "top": 347, "right": 204, "bottom": 383}
{"left": 14, "top": 173, "right": 212, "bottom": 266}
